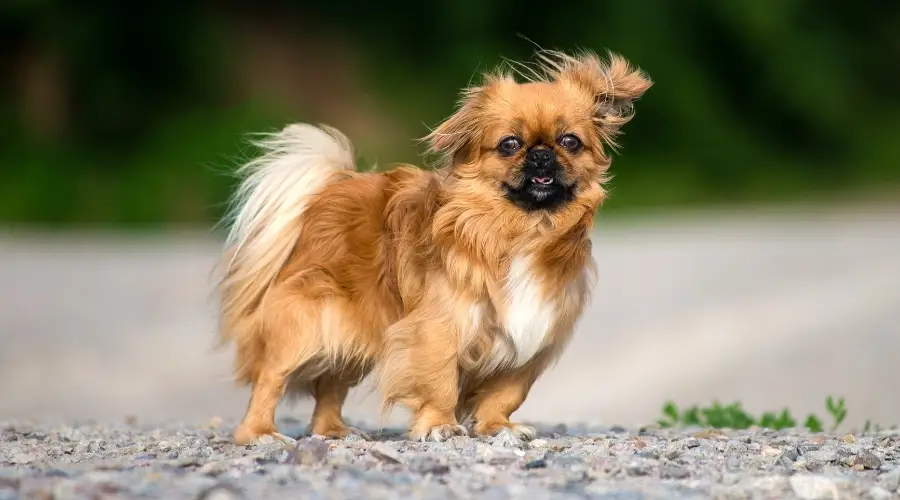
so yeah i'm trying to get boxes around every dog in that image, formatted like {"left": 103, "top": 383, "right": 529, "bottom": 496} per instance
{"left": 214, "top": 49, "right": 652, "bottom": 445}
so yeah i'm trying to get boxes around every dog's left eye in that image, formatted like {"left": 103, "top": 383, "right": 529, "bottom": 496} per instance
{"left": 558, "top": 134, "right": 583, "bottom": 151}
{"left": 497, "top": 136, "right": 523, "bottom": 156}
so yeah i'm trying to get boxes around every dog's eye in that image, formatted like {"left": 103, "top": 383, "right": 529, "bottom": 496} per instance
{"left": 497, "top": 136, "right": 523, "bottom": 156}
{"left": 558, "top": 134, "right": 583, "bottom": 152}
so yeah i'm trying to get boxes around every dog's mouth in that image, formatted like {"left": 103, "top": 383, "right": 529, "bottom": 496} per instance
{"left": 503, "top": 175, "right": 575, "bottom": 212}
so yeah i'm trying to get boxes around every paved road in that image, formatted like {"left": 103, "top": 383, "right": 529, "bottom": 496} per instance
{"left": 2, "top": 205, "right": 899, "bottom": 432}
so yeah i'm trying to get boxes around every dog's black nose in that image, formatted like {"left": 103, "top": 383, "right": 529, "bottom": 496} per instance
{"left": 527, "top": 148, "right": 555, "bottom": 168}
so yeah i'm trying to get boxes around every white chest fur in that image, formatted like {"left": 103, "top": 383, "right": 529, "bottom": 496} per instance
{"left": 499, "top": 255, "right": 560, "bottom": 367}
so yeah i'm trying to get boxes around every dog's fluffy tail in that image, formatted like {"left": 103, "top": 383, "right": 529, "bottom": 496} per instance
{"left": 216, "top": 123, "right": 356, "bottom": 352}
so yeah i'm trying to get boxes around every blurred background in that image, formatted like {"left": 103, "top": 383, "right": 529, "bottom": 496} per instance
{"left": 1, "top": 1, "right": 899, "bottom": 432}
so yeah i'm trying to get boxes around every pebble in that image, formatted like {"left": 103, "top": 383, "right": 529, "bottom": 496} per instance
{"left": 789, "top": 474, "right": 839, "bottom": 500}
{"left": 856, "top": 450, "right": 883, "bottom": 470}
{"left": 524, "top": 458, "right": 547, "bottom": 470}
{"left": 868, "top": 486, "right": 894, "bottom": 500}
{"left": 369, "top": 443, "right": 404, "bottom": 464}
{"left": 878, "top": 467, "right": 900, "bottom": 491}
{"left": 490, "top": 428, "right": 524, "bottom": 448}
{"left": 409, "top": 456, "right": 450, "bottom": 475}
{"left": 1, "top": 419, "right": 896, "bottom": 499}
{"left": 805, "top": 448, "right": 839, "bottom": 463}
{"left": 289, "top": 438, "right": 329, "bottom": 466}
{"left": 475, "top": 444, "right": 520, "bottom": 465}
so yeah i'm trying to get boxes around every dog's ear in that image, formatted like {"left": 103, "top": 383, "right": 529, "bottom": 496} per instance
{"left": 538, "top": 50, "right": 652, "bottom": 148}
{"left": 591, "top": 53, "right": 653, "bottom": 146}
{"left": 422, "top": 85, "right": 485, "bottom": 165}
{"left": 423, "top": 70, "right": 515, "bottom": 165}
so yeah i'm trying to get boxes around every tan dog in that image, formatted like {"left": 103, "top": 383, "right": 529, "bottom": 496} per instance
{"left": 215, "top": 49, "right": 652, "bottom": 444}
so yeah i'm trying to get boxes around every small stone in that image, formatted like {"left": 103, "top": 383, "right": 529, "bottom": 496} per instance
{"left": 790, "top": 474, "right": 838, "bottom": 500}
{"left": 753, "top": 475, "right": 789, "bottom": 492}
{"left": 837, "top": 446, "right": 856, "bottom": 458}
{"left": 409, "top": 456, "right": 450, "bottom": 475}
{"left": 806, "top": 448, "right": 839, "bottom": 463}
{"left": 196, "top": 484, "right": 245, "bottom": 500}
{"left": 469, "top": 463, "right": 497, "bottom": 476}
{"left": 856, "top": 450, "right": 882, "bottom": 470}
{"left": 783, "top": 446, "right": 801, "bottom": 461}
{"left": 200, "top": 461, "right": 228, "bottom": 477}
{"left": 878, "top": 467, "right": 900, "bottom": 491}
{"left": 842, "top": 434, "right": 856, "bottom": 444}
{"left": 9, "top": 453, "right": 34, "bottom": 465}
{"left": 683, "top": 438, "right": 701, "bottom": 449}
{"left": 798, "top": 443, "right": 821, "bottom": 455}
{"left": 721, "top": 472, "right": 743, "bottom": 486}
{"left": 660, "top": 466, "right": 690, "bottom": 479}
{"left": 692, "top": 429, "right": 724, "bottom": 439}
{"left": 761, "top": 445, "right": 783, "bottom": 457}
{"left": 289, "top": 438, "right": 329, "bottom": 466}
{"left": 529, "top": 439, "right": 548, "bottom": 448}
{"left": 369, "top": 443, "right": 403, "bottom": 464}
{"left": 625, "top": 461, "right": 652, "bottom": 476}
{"left": 868, "top": 486, "right": 893, "bottom": 500}
{"left": 156, "top": 440, "right": 173, "bottom": 452}
{"left": 0, "top": 473, "right": 19, "bottom": 491}
{"left": 491, "top": 428, "right": 524, "bottom": 448}
{"left": 58, "top": 429, "right": 84, "bottom": 442}
{"left": 475, "top": 443, "right": 519, "bottom": 465}
{"left": 524, "top": 458, "right": 547, "bottom": 469}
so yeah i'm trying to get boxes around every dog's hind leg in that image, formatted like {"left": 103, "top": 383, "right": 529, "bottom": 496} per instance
{"left": 232, "top": 293, "right": 323, "bottom": 446}
{"left": 306, "top": 368, "right": 371, "bottom": 439}
{"left": 233, "top": 365, "right": 296, "bottom": 445}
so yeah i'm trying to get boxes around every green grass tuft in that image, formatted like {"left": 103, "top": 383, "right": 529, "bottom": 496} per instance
{"left": 656, "top": 396, "right": 851, "bottom": 433}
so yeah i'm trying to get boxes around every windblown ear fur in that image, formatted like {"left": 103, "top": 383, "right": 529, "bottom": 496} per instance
{"left": 422, "top": 72, "right": 515, "bottom": 166}
{"left": 422, "top": 86, "right": 485, "bottom": 166}
{"left": 536, "top": 49, "right": 653, "bottom": 148}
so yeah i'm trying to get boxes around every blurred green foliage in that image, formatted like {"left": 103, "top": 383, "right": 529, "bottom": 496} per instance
{"left": 657, "top": 396, "right": 850, "bottom": 433}
{"left": 1, "top": 1, "right": 899, "bottom": 228}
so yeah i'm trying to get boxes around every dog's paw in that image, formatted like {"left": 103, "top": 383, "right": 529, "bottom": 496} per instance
{"left": 412, "top": 424, "right": 469, "bottom": 442}
{"left": 346, "top": 426, "right": 373, "bottom": 440}
{"left": 235, "top": 428, "right": 298, "bottom": 447}
{"left": 505, "top": 423, "right": 537, "bottom": 441}
{"left": 474, "top": 421, "right": 537, "bottom": 441}
{"left": 311, "top": 425, "right": 372, "bottom": 441}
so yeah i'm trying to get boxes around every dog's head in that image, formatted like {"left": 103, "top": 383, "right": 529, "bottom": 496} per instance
{"left": 425, "top": 50, "right": 652, "bottom": 215}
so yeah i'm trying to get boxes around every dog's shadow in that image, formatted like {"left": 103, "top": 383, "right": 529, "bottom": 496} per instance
{"left": 275, "top": 417, "right": 410, "bottom": 443}
{"left": 273, "top": 417, "right": 568, "bottom": 443}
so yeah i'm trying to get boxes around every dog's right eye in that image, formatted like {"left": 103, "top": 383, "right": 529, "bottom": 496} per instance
{"left": 497, "top": 136, "right": 522, "bottom": 156}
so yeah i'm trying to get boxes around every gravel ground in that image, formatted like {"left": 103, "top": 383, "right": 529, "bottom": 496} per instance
{"left": 3, "top": 418, "right": 900, "bottom": 499}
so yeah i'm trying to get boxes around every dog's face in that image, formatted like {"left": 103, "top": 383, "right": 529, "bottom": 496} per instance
{"left": 480, "top": 82, "right": 600, "bottom": 212}
{"left": 426, "top": 51, "right": 652, "bottom": 214}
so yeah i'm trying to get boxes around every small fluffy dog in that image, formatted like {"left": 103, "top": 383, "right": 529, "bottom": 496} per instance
{"left": 215, "top": 49, "right": 651, "bottom": 444}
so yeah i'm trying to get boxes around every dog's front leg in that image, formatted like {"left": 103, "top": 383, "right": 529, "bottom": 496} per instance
{"left": 464, "top": 351, "right": 555, "bottom": 441}
{"left": 376, "top": 311, "right": 467, "bottom": 442}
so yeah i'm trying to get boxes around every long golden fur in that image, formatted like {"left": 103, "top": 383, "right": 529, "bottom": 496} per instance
{"left": 215, "top": 49, "right": 652, "bottom": 444}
